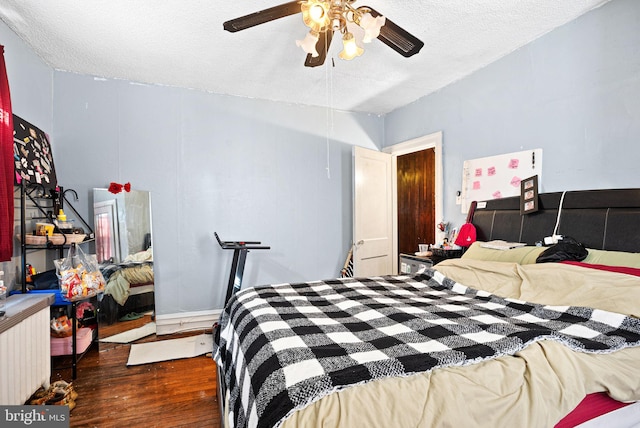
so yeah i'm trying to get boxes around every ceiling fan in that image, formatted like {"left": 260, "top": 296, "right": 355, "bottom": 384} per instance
{"left": 223, "top": 0, "right": 424, "bottom": 67}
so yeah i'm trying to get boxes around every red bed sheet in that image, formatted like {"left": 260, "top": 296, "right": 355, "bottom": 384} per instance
{"left": 556, "top": 260, "right": 639, "bottom": 426}
{"left": 561, "top": 261, "right": 640, "bottom": 277}
{"left": 555, "top": 392, "right": 632, "bottom": 427}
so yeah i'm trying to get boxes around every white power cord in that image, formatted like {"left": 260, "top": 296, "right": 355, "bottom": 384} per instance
{"left": 545, "top": 190, "right": 566, "bottom": 245}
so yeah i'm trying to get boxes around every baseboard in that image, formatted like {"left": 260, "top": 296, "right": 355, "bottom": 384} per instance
{"left": 155, "top": 309, "right": 222, "bottom": 336}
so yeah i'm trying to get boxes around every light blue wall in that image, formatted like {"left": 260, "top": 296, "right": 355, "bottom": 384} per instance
{"left": 384, "top": 0, "right": 640, "bottom": 226}
{"left": 0, "top": 22, "right": 52, "bottom": 130}
{"left": 2, "top": 16, "right": 384, "bottom": 315}
{"left": 51, "top": 74, "right": 383, "bottom": 314}
{"left": 1, "top": 21, "right": 53, "bottom": 288}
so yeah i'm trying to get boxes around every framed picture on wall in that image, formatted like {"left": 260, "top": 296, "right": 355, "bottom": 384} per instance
{"left": 520, "top": 175, "right": 539, "bottom": 214}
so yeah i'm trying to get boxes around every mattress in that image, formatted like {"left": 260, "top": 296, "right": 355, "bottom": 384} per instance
{"left": 215, "top": 259, "right": 640, "bottom": 428}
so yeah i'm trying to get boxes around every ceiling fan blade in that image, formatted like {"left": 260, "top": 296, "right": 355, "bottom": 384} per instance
{"left": 366, "top": 7, "right": 424, "bottom": 57}
{"left": 304, "top": 31, "right": 333, "bottom": 68}
{"left": 224, "top": 1, "right": 302, "bottom": 33}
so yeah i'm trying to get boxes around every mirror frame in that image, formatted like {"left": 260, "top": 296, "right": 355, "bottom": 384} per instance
{"left": 93, "top": 188, "right": 155, "bottom": 341}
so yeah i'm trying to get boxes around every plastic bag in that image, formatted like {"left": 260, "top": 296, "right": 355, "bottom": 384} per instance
{"left": 54, "top": 244, "right": 106, "bottom": 301}
{"left": 536, "top": 236, "right": 588, "bottom": 264}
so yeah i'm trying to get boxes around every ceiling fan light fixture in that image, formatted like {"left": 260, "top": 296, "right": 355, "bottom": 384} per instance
{"left": 296, "top": 31, "right": 320, "bottom": 57}
{"left": 358, "top": 12, "right": 386, "bottom": 43}
{"left": 309, "top": 4, "right": 325, "bottom": 21}
{"left": 301, "top": 0, "right": 330, "bottom": 32}
{"left": 339, "top": 32, "right": 363, "bottom": 60}
{"left": 222, "top": 0, "right": 424, "bottom": 68}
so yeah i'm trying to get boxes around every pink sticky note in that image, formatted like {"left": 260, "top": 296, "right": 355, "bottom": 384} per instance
{"left": 509, "top": 159, "right": 519, "bottom": 169}
{"left": 475, "top": 168, "right": 482, "bottom": 177}
{"left": 511, "top": 176, "right": 521, "bottom": 187}
{"left": 492, "top": 190, "right": 502, "bottom": 199}
{"left": 488, "top": 166, "right": 496, "bottom": 176}
{"left": 473, "top": 181, "right": 481, "bottom": 190}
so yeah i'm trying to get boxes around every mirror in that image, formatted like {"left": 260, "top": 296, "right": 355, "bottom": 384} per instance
{"left": 93, "top": 188, "right": 155, "bottom": 343}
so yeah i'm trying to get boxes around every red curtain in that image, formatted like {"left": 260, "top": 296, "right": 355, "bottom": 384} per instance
{"left": 0, "top": 45, "right": 14, "bottom": 261}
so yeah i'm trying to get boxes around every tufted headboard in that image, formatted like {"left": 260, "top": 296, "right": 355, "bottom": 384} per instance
{"left": 471, "top": 188, "right": 640, "bottom": 253}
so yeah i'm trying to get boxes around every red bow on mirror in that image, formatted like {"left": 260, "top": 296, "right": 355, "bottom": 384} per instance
{"left": 108, "top": 182, "right": 131, "bottom": 194}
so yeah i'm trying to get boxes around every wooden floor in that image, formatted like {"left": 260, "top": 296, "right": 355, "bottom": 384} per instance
{"left": 50, "top": 315, "right": 221, "bottom": 428}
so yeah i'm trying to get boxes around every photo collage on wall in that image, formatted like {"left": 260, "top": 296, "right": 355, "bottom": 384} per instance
{"left": 13, "top": 114, "right": 57, "bottom": 188}
{"left": 520, "top": 175, "right": 539, "bottom": 214}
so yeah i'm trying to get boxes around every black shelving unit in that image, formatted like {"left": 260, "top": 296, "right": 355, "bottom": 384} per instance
{"left": 18, "top": 184, "right": 95, "bottom": 291}
{"left": 16, "top": 183, "right": 98, "bottom": 379}
{"left": 51, "top": 297, "right": 98, "bottom": 379}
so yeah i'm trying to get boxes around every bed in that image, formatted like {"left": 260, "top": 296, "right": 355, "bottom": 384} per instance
{"left": 213, "top": 188, "right": 640, "bottom": 428}
{"left": 98, "top": 248, "right": 154, "bottom": 324}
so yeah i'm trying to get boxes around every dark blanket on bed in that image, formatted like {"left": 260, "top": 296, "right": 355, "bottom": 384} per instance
{"left": 99, "top": 260, "right": 153, "bottom": 281}
{"left": 214, "top": 269, "right": 640, "bottom": 428}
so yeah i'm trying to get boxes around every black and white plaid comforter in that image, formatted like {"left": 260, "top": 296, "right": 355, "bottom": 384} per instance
{"left": 214, "top": 269, "right": 640, "bottom": 428}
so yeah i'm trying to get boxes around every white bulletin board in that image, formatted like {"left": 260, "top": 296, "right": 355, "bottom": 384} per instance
{"left": 461, "top": 149, "right": 542, "bottom": 213}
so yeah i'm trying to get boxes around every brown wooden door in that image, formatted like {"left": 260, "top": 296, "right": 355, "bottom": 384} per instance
{"left": 397, "top": 148, "right": 436, "bottom": 255}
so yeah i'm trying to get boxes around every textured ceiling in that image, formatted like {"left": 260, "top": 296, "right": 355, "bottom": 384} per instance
{"left": 0, "top": 0, "right": 611, "bottom": 115}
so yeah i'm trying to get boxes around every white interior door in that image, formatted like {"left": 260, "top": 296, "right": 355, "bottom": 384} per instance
{"left": 353, "top": 146, "right": 393, "bottom": 276}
